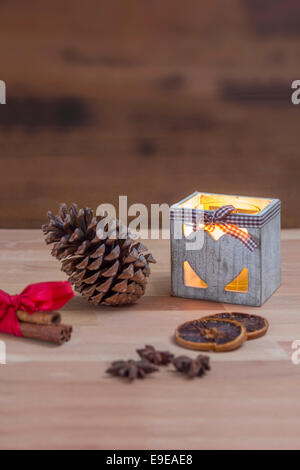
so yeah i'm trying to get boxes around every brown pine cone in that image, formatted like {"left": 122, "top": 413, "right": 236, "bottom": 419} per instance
{"left": 106, "top": 359, "right": 159, "bottom": 381}
{"left": 172, "top": 355, "right": 211, "bottom": 378}
{"left": 137, "top": 345, "right": 174, "bottom": 365}
{"left": 42, "top": 203, "right": 156, "bottom": 306}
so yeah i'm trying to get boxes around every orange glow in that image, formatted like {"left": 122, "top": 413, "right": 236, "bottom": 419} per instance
{"left": 225, "top": 267, "right": 249, "bottom": 293}
{"left": 184, "top": 261, "right": 208, "bottom": 289}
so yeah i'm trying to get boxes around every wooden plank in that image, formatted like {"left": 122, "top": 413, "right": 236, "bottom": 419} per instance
{"left": 0, "top": 360, "right": 299, "bottom": 450}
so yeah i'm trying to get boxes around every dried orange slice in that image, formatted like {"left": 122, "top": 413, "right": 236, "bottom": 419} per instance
{"left": 201, "top": 312, "right": 269, "bottom": 340}
{"left": 175, "top": 318, "right": 247, "bottom": 352}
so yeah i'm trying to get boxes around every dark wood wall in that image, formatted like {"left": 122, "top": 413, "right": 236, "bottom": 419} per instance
{"left": 0, "top": 0, "right": 299, "bottom": 228}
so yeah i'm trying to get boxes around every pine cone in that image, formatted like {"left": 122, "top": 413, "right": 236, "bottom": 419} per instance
{"left": 42, "top": 203, "right": 156, "bottom": 306}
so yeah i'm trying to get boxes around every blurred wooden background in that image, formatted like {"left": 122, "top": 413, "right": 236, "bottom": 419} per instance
{"left": 0, "top": 0, "right": 299, "bottom": 228}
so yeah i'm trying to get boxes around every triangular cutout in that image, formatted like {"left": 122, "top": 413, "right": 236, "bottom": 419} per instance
{"left": 225, "top": 267, "right": 248, "bottom": 293}
{"left": 184, "top": 261, "right": 208, "bottom": 289}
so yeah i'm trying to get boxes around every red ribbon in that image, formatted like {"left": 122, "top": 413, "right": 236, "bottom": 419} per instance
{"left": 0, "top": 282, "right": 75, "bottom": 337}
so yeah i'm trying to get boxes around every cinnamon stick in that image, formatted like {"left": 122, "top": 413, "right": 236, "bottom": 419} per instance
{"left": 19, "top": 323, "right": 72, "bottom": 345}
{"left": 17, "top": 311, "right": 61, "bottom": 326}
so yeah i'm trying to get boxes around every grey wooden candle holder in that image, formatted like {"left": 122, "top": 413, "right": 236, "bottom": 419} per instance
{"left": 170, "top": 192, "right": 281, "bottom": 307}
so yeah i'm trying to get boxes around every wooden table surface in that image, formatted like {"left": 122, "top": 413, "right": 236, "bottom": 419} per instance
{"left": 0, "top": 229, "right": 299, "bottom": 450}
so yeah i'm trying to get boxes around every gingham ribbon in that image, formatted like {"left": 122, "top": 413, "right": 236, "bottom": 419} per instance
{"left": 171, "top": 205, "right": 260, "bottom": 251}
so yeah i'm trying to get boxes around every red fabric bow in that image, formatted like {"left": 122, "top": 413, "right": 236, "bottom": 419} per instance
{"left": 0, "top": 282, "right": 75, "bottom": 337}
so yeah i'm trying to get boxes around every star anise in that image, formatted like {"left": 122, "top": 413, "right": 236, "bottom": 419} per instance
{"left": 106, "top": 359, "right": 159, "bottom": 381}
{"left": 172, "top": 355, "right": 211, "bottom": 378}
{"left": 137, "top": 345, "right": 174, "bottom": 365}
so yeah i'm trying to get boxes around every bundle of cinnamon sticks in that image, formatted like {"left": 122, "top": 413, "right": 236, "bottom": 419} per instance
{"left": 17, "top": 310, "right": 73, "bottom": 345}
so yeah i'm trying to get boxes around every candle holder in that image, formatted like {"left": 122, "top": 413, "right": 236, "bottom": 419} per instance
{"left": 170, "top": 192, "right": 281, "bottom": 307}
